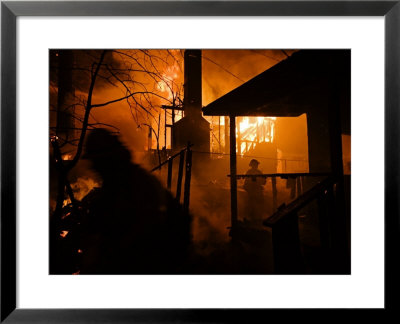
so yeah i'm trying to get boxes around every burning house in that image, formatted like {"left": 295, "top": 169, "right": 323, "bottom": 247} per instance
{"left": 202, "top": 50, "right": 351, "bottom": 273}
{"left": 49, "top": 49, "right": 351, "bottom": 275}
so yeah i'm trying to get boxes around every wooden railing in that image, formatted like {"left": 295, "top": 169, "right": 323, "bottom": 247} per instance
{"left": 263, "top": 176, "right": 336, "bottom": 273}
{"left": 229, "top": 172, "right": 330, "bottom": 213}
{"left": 228, "top": 171, "right": 337, "bottom": 273}
{"left": 151, "top": 143, "right": 193, "bottom": 213}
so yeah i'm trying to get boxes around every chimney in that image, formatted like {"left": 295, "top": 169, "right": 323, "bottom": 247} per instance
{"left": 183, "top": 50, "right": 202, "bottom": 119}
{"left": 172, "top": 50, "right": 210, "bottom": 153}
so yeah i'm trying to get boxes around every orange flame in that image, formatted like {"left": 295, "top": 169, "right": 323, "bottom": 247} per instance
{"left": 157, "top": 65, "right": 181, "bottom": 102}
{"left": 60, "top": 230, "right": 69, "bottom": 238}
{"left": 236, "top": 117, "right": 276, "bottom": 155}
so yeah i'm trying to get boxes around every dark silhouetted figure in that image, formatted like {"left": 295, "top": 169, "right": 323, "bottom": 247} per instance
{"left": 80, "top": 129, "right": 191, "bottom": 274}
{"left": 243, "top": 159, "right": 266, "bottom": 223}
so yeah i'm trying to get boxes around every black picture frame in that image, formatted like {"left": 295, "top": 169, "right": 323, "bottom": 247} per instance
{"left": 1, "top": 0, "right": 399, "bottom": 322}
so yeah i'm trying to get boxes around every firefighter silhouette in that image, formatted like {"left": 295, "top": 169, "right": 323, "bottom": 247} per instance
{"left": 243, "top": 159, "right": 266, "bottom": 223}
{"left": 80, "top": 128, "right": 190, "bottom": 274}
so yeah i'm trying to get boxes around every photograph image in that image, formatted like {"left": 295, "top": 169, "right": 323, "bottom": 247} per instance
{"left": 49, "top": 49, "right": 351, "bottom": 275}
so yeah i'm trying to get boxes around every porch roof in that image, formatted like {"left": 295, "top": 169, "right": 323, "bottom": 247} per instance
{"left": 202, "top": 50, "right": 350, "bottom": 118}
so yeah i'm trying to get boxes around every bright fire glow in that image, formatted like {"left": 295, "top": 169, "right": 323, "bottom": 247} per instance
{"left": 236, "top": 117, "right": 276, "bottom": 155}
{"left": 62, "top": 198, "right": 71, "bottom": 207}
{"left": 60, "top": 230, "right": 69, "bottom": 238}
{"left": 157, "top": 65, "right": 180, "bottom": 102}
{"left": 152, "top": 60, "right": 183, "bottom": 150}
{"left": 62, "top": 154, "right": 73, "bottom": 160}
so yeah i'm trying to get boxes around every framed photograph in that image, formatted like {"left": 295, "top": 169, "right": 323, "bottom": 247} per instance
{"left": 1, "top": 0, "right": 398, "bottom": 322}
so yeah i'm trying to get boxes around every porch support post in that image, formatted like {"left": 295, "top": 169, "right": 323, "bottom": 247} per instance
{"left": 229, "top": 115, "right": 238, "bottom": 232}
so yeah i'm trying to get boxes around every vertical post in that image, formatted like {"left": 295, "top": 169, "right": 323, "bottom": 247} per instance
{"left": 317, "top": 189, "right": 331, "bottom": 251}
{"left": 183, "top": 143, "right": 192, "bottom": 214}
{"left": 224, "top": 116, "right": 230, "bottom": 154}
{"left": 219, "top": 116, "right": 221, "bottom": 153}
{"left": 328, "top": 62, "right": 349, "bottom": 273}
{"left": 164, "top": 108, "right": 167, "bottom": 149}
{"left": 167, "top": 158, "right": 173, "bottom": 190}
{"left": 272, "top": 177, "right": 277, "bottom": 211}
{"left": 237, "top": 117, "right": 241, "bottom": 156}
{"left": 171, "top": 105, "right": 175, "bottom": 148}
{"left": 157, "top": 113, "right": 161, "bottom": 167}
{"left": 147, "top": 126, "right": 152, "bottom": 151}
{"left": 176, "top": 150, "right": 185, "bottom": 202}
{"left": 229, "top": 116, "right": 238, "bottom": 231}
{"left": 300, "top": 176, "right": 304, "bottom": 194}
{"left": 296, "top": 176, "right": 302, "bottom": 197}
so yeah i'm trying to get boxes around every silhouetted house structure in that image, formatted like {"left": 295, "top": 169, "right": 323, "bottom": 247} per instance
{"left": 203, "top": 50, "right": 350, "bottom": 273}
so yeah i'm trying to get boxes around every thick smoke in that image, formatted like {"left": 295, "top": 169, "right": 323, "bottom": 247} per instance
{"left": 50, "top": 49, "right": 306, "bottom": 253}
